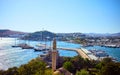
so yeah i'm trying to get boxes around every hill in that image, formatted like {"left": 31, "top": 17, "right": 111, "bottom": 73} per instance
{"left": 1, "top": 29, "right": 120, "bottom": 40}
{"left": 22, "top": 30, "right": 55, "bottom": 41}
{"left": 0, "top": 29, "right": 27, "bottom": 37}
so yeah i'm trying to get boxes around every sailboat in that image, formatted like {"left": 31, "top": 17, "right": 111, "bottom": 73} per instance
{"left": 12, "top": 38, "right": 20, "bottom": 47}
{"left": 18, "top": 39, "right": 33, "bottom": 49}
{"left": 34, "top": 31, "right": 49, "bottom": 52}
{"left": 34, "top": 40, "right": 48, "bottom": 51}
{"left": 36, "top": 43, "right": 46, "bottom": 47}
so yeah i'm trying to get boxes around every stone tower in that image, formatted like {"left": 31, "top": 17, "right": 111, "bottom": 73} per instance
{"left": 52, "top": 38, "right": 57, "bottom": 72}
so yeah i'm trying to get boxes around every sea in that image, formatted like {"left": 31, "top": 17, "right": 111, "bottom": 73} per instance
{"left": 0, "top": 38, "right": 120, "bottom": 70}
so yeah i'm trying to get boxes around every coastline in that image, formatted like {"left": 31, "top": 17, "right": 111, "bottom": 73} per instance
{"left": 0, "top": 38, "right": 120, "bottom": 70}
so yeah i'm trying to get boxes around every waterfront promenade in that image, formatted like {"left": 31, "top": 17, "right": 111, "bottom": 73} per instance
{"left": 57, "top": 47, "right": 98, "bottom": 60}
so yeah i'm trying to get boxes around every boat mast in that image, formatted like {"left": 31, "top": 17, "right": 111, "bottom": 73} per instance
{"left": 41, "top": 27, "right": 44, "bottom": 41}
{"left": 15, "top": 38, "right": 17, "bottom": 46}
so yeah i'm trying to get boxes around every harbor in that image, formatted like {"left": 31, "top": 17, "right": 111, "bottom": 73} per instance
{"left": 11, "top": 42, "right": 103, "bottom": 61}
{"left": 11, "top": 40, "right": 117, "bottom": 61}
{"left": 0, "top": 38, "right": 120, "bottom": 70}
{"left": 8, "top": 38, "right": 120, "bottom": 61}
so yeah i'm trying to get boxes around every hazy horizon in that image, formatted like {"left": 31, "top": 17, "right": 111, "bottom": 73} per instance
{"left": 0, "top": 28, "right": 120, "bottom": 34}
{"left": 0, "top": 0, "right": 120, "bottom": 33}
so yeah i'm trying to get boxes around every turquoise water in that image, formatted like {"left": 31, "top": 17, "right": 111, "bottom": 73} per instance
{"left": 86, "top": 46, "right": 120, "bottom": 61}
{"left": 0, "top": 38, "right": 120, "bottom": 70}
{"left": 59, "top": 50, "right": 78, "bottom": 57}
{"left": 0, "top": 38, "right": 79, "bottom": 70}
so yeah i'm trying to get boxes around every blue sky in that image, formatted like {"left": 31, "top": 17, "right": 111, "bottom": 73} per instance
{"left": 0, "top": 0, "right": 120, "bottom": 33}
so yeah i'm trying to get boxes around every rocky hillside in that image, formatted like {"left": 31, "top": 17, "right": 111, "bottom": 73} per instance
{"left": 22, "top": 30, "right": 56, "bottom": 41}
{"left": 0, "top": 29, "right": 27, "bottom": 37}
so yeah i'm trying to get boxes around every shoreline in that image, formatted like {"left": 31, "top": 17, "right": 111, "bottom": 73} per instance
{"left": 61, "top": 40, "right": 120, "bottom": 48}
{"left": 0, "top": 38, "right": 120, "bottom": 70}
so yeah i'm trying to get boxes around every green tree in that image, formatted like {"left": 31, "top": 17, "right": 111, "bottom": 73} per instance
{"left": 72, "top": 56, "right": 84, "bottom": 70}
{"left": 76, "top": 69, "right": 89, "bottom": 75}
{"left": 44, "top": 69, "right": 52, "bottom": 75}
{"left": 0, "top": 70, "right": 5, "bottom": 75}
{"left": 4, "top": 67, "right": 18, "bottom": 75}
{"left": 99, "top": 62, "right": 120, "bottom": 75}
{"left": 17, "top": 59, "right": 46, "bottom": 75}
{"left": 63, "top": 61, "right": 74, "bottom": 73}
{"left": 96, "top": 62, "right": 103, "bottom": 69}
{"left": 102, "top": 58, "right": 112, "bottom": 64}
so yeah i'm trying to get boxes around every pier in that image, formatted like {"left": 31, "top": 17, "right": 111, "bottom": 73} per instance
{"left": 57, "top": 47, "right": 98, "bottom": 60}
{"left": 11, "top": 41, "right": 98, "bottom": 60}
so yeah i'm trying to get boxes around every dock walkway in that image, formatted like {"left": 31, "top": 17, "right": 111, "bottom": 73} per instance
{"left": 57, "top": 47, "right": 92, "bottom": 60}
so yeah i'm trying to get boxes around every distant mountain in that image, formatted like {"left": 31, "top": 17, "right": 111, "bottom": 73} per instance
{"left": 84, "top": 33, "right": 120, "bottom": 37}
{"left": 1, "top": 29, "right": 120, "bottom": 39}
{"left": 0, "top": 29, "right": 27, "bottom": 37}
{"left": 22, "top": 30, "right": 55, "bottom": 41}
{"left": 111, "top": 33, "right": 120, "bottom": 36}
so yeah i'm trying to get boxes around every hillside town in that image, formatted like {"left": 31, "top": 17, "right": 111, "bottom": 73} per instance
{"left": 0, "top": 29, "right": 120, "bottom": 48}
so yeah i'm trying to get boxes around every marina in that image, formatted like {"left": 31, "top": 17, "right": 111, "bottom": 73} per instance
{"left": 101, "top": 44, "right": 120, "bottom": 48}
{"left": 0, "top": 38, "right": 120, "bottom": 70}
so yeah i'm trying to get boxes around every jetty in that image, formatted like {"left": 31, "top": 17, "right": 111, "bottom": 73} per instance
{"left": 57, "top": 47, "right": 98, "bottom": 60}
{"left": 36, "top": 46, "right": 94, "bottom": 60}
